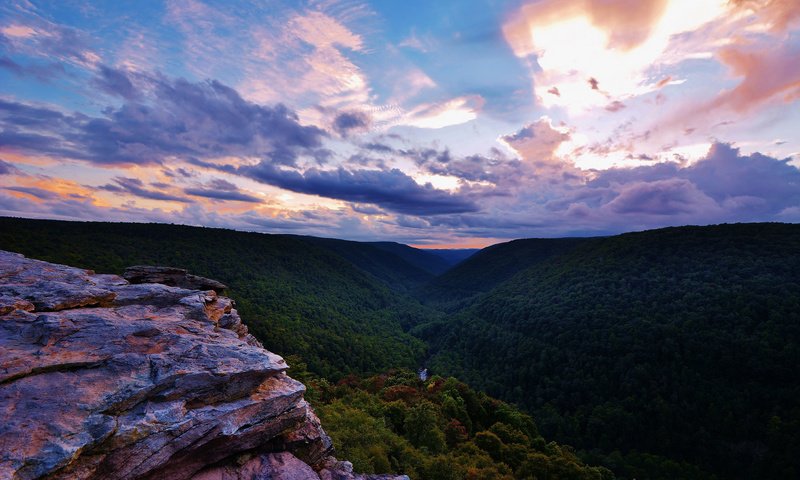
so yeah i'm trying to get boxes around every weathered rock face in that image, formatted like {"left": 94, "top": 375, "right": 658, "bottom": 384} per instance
{"left": 0, "top": 251, "right": 408, "bottom": 480}
{"left": 123, "top": 266, "right": 229, "bottom": 294}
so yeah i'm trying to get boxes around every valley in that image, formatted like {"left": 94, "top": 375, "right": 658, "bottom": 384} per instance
{"left": 1, "top": 217, "right": 798, "bottom": 479}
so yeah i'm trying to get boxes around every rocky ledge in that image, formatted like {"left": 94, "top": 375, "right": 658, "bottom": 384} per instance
{"left": 0, "top": 250, "right": 408, "bottom": 480}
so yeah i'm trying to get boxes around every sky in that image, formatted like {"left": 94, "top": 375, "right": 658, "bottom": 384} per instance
{"left": 0, "top": 0, "right": 798, "bottom": 247}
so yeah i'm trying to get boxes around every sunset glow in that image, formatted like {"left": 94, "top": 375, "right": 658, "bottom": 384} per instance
{"left": 1, "top": 0, "right": 798, "bottom": 246}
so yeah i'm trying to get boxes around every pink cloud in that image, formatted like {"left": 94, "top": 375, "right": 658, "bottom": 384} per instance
{"left": 503, "top": 0, "right": 669, "bottom": 57}
{"left": 709, "top": 42, "right": 800, "bottom": 112}
{"left": 733, "top": 0, "right": 800, "bottom": 33}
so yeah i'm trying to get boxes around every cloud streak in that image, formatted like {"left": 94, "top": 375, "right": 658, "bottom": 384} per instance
{"left": 239, "top": 162, "right": 479, "bottom": 215}
{"left": 0, "top": 68, "right": 326, "bottom": 166}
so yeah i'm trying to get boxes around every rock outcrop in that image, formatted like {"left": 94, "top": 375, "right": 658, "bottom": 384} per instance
{"left": 123, "top": 266, "right": 229, "bottom": 294}
{"left": 0, "top": 250, "right": 408, "bottom": 480}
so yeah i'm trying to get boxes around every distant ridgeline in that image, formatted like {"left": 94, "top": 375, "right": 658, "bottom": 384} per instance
{"left": 1, "top": 217, "right": 798, "bottom": 480}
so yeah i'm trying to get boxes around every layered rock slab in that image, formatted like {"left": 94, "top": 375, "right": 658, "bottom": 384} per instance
{"left": 0, "top": 251, "right": 407, "bottom": 480}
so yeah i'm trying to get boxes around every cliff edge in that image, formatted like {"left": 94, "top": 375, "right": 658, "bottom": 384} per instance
{"left": 0, "top": 250, "right": 408, "bottom": 480}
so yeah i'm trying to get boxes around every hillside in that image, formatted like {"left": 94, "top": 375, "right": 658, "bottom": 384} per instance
{"left": 0, "top": 217, "right": 440, "bottom": 379}
{"left": 422, "top": 248, "right": 480, "bottom": 267}
{"left": 367, "top": 242, "right": 454, "bottom": 276}
{"left": 415, "top": 223, "right": 800, "bottom": 479}
{"left": 417, "top": 237, "right": 588, "bottom": 308}
{"left": 299, "top": 237, "right": 442, "bottom": 291}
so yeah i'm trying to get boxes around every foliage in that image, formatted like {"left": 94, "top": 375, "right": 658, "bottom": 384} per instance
{"left": 308, "top": 369, "right": 613, "bottom": 480}
{"left": 417, "top": 223, "right": 800, "bottom": 479}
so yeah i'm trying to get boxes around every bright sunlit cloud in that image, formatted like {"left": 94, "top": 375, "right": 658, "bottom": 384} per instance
{"left": 504, "top": 0, "right": 731, "bottom": 112}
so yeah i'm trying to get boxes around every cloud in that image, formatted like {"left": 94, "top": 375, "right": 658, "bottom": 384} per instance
{"left": 398, "top": 28, "right": 436, "bottom": 52}
{"left": 0, "top": 69, "right": 326, "bottom": 166}
{"left": 503, "top": 0, "right": 667, "bottom": 57}
{"left": 705, "top": 41, "right": 800, "bottom": 113}
{"left": 402, "top": 96, "right": 483, "bottom": 129}
{"left": 414, "top": 142, "right": 800, "bottom": 239}
{"left": 606, "top": 178, "right": 719, "bottom": 215}
{"left": 239, "top": 161, "right": 478, "bottom": 215}
{"left": 240, "top": 9, "right": 371, "bottom": 111}
{"left": 500, "top": 118, "right": 571, "bottom": 166}
{"left": 589, "top": 143, "right": 800, "bottom": 215}
{"left": 99, "top": 177, "right": 192, "bottom": 203}
{"left": 1, "top": 25, "right": 37, "bottom": 39}
{"left": 503, "top": 0, "right": 731, "bottom": 111}
{"left": 0, "top": 56, "right": 66, "bottom": 82}
{"left": 4, "top": 185, "right": 60, "bottom": 200}
{"left": 732, "top": 0, "right": 800, "bottom": 33}
{"left": 0, "top": 159, "right": 17, "bottom": 175}
{"left": 92, "top": 65, "right": 140, "bottom": 100}
{"left": 184, "top": 179, "right": 262, "bottom": 203}
{"left": 1, "top": 21, "right": 100, "bottom": 68}
{"left": 332, "top": 111, "right": 370, "bottom": 136}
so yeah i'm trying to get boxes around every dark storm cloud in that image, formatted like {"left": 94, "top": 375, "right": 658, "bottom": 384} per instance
{"left": 239, "top": 161, "right": 478, "bottom": 215}
{"left": 0, "top": 67, "right": 326, "bottom": 166}
{"left": 99, "top": 177, "right": 192, "bottom": 203}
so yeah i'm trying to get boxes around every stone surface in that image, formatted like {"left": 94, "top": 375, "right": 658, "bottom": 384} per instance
{"left": 193, "top": 452, "right": 321, "bottom": 480}
{"left": 0, "top": 251, "right": 408, "bottom": 480}
{"left": 123, "top": 265, "right": 228, "bottom": 294}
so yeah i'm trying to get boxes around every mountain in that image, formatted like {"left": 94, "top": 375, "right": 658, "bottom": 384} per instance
{"left": 0, "top": 250, "right": 407, "bottom": 480}
{"left": 417, "top": 237, "right": 588, "bottom": 308}
{"left": 0, "top": 217, "right": 439, "bottom": 379}
{"left": 299, "top": 237, "right": 443, "bottom": 291}
{"left": 414, "top": 223, "right": 800, "bottom": 479}
{"left": 367, "top": 242, "right": 454, "bottom": 275}
{"left": 422, "top": 248, "right": 479, "bottom": 267}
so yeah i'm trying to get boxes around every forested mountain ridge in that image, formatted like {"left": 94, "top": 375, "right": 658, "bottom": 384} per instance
{"left": 415, "top": 248, "right": 479, "bottom": 269}
{"left": 417, "top": 237, "right": 589, "bottom": 308}
{"left": 415, "top": 223, "right": 800, "bottom": 479}
{"left": 366, "top": 241, "right": 455, "bottom": 275}
{"left": 297, "top": 236, "right": 444, "bottom": 291}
